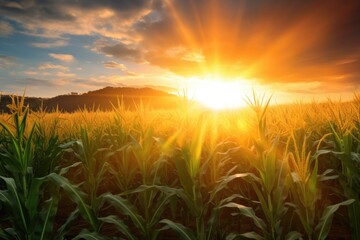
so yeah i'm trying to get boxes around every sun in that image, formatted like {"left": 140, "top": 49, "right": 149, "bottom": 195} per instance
{"left": 184, "top": 77, "right": 253, "bottom": 110}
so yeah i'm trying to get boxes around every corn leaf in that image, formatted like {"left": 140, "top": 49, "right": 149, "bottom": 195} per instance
{"left": 315, "top": 199, "right": 355, "bottom": 240}
{"left": 160, "top": 219, "right": 196, "bottom": 240}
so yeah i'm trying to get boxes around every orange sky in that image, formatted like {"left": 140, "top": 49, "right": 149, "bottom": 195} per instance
{"left": 0, "top": 0, "right": 359, "bottom": 103}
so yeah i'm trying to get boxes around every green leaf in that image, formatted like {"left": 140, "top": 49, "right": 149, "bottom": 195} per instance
{"left": 241, "top": 231, "right": 264, "bottom": 240}
{"left": 222, "top": 202, "right": 266, "bottom": 231}
{"left": 225, "top": 232, "right": 238, "bottom": 240}
{"left": 0, "top": 228, "right": 18, "bottom": 240}
{"left": 150, "top": 192, "right": 174, "bottom": 227}
{"left": 103, "top": 193, "right": 146, "bottom": 235}
{"left": 99, "top": 215, "right": 136, "bottom": 240}
{"left": 73, "top": 229, "right": 108, "bottom": 240}
{"left": 160, "top": 219, "right": 196, "bottom": 240}
{"left": 48, "top": 173, "right": 99, "bottom": 231}
{"left": 315, "top": 199, "right": 355, "bottom": 240}
{"left": 210, "top": 173, "right": 260, "bottom": 203}
{"left": 284, "top": 231, "right": 303, "bottom": 240}
{"left": 27, "top": 177, "right": 44, "bottom": 221}
{"left": 56, "top": 209, "right": 79, "bottom": 239}
{"left": 174, "top": 153, "right": 194, "bottom": 195}
{"left": 35, "top": 196, "right": 59, "bottom": 240}
{"left": 0, "top": 177, "right": 28, "bottom": 233}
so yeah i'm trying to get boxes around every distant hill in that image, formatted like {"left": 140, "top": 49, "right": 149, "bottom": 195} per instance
{"left": 0, "top": 95, "right": 45, "bottom": 113}
{"left": 0, "top": 86, "right": 180, "bottom": 113}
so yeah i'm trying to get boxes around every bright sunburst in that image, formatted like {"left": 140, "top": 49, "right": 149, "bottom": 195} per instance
{"left": 184, "top": 77, "right": 253, "bottom": 110}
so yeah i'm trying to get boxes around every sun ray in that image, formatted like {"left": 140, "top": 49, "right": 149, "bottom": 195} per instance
{"left": 183, "top": 76, "right": 256, "bottom": 110}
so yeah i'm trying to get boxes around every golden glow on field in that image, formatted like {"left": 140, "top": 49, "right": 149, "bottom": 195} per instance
{"left": 185, "top": 77, "right": 253, "bottom": 110}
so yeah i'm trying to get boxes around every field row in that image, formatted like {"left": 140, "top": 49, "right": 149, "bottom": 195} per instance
{"left": 0, "top": 95, "right": 359, "bottom": 239}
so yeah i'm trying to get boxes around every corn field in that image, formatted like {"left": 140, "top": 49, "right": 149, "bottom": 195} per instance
{"left": 0, "top": 93, "right": 360, "bottom": 240}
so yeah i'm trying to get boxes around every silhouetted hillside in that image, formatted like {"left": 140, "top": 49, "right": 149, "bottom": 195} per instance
{"left": 44, "top": 87, "right": 179, "bottom": 112}
{"left": 0, "top": 87, "right": 180, "bottom": 113}
{"left": 0, "top": 95, "right": 44, "bottom": 113}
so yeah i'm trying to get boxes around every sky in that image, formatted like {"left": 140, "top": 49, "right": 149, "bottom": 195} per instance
{"left": 0, "top": 0, "right": 360, "bottom": 104}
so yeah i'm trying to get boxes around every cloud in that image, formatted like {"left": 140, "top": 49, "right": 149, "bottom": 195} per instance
{"left": 31, "top": 40, "right": 68, "bottom": 48}
{"left": 0, "top": 20, "right": 13, "bottom": 36}
{"left": 38, "top": 63, "right": 69, "bottom": 71}
{"left": 1, "top": 0, "right": 360, "bottom": 94}
{"left": 15, "top": 77, "right": 58, "bottom": 87}
{"left": 104, "top": 61, "right": 127, "bottom": 70}
{"left": 23, "top": 71, "right": 38, "bottom": 76}
{"left": 103, "top": 61, "right": 138, "bottom": 76}
{"left": 0, "top": 0, "right": 152, "bottom": 39}
{"left": 134, "top": 1, "right": 360, "bottom": 83}
{"left": 97, "top": 42, "right": 142, "bottom": 62}
{"left": 54, "top": 72, "right": 76, "bottom": 78}
{"left": 78, "top": 0, "right": 360, "bottom": 89}
{"left": 0, "top": 55, "right": 16, "bottom": 69}
{"left": 49, "top": 53, "right": 74, "bottom": 62}
{"left": 0, "top": 1, "right": 23, "bottom": 9}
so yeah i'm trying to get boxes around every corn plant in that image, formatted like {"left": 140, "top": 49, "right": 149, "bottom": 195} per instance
{"left": 102, "top": 184, "right": 177, "bottom": 240}
{"left": 287, "top": 133, "right": 354, "bottom": 240}
{"left": 32, "top": 120, "right": 63, "bottom": 177}
{"left": 221, "top": 92, "right": 296, "bottom": 239}
{"left": 128, "top": 127, "right": 166, "bottom": 234}
{"left": 47, "top": 127, "right": 111, "bottom": 237}
{"left": 160, "top": 119, "right": 235, "bottom": 240}
{"left": 1, "top": 91, "right": 359, "bottom": 239}
{"left": 48, "top": 172, "right": 100, "bottom": 235}
{"left": 106, "top": 102, "right": 136, "bottom": 193}
{"left": 70, "top": 127, "right": 109, "bottom": 212}
{"left": 101, "top": 130, "right": 179, "bottom": 239}
{"left": 163, "top": 120, "right": 209, "bottom": 239}
{"left": 0, "top": 103, "right": 63, "bottom": 239}
{"left": 106, "top": 126, "right": 135, "bottom": 193}
{"left": 236, "top": 139, "right": 294, "bottom": 239}
{"left": 329, "top": 124, "right": 360, "bottom": 239}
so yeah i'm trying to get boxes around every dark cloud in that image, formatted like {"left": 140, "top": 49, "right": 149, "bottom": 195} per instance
{"left": 100, "top": 43, "right": 142, "bottom": 62}
{"left": 0, "top": 0, "right": 75, "bottom": 22}
{"left": 66, "top": 0, "right": 149, "bottom": 14}
{"left": 0, "top": 0, "right": 149, "bottom": 19}
{"left": 0, "top": 0, "right": 153, "bottom": 38}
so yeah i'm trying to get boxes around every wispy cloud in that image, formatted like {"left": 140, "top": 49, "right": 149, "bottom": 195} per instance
{"left": 54, "top": 72, "right": 76, "bottom": 78}
{"left": 103, "top": 61, "right": 138, "bottom": 76}
{"left": 0, "top": 20, "right": 13, "bottom": 36}
{"left": 15, "top": 77, "right": 58, "bottom": 87}
{"left": 23, "top": 71, "right": 38, "bottom": 76}
{"left": 0, "top": 55, "right": 17, "bottom": 69}
{"left": 49, "top": 53, "right": 74, "bottom": 62}
{"left": 32, "top": 40, "right": 68, "bottom": 48}
{"left": 104, "top": 61, "right": 127, "bottom": 70}
{"left": 38, "top": 63, "right": 69, "bottom": 71}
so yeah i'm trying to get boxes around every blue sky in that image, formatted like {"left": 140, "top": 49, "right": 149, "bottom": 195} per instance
{"left": 0, "top": 0, "right": 359, "bottom": 101}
